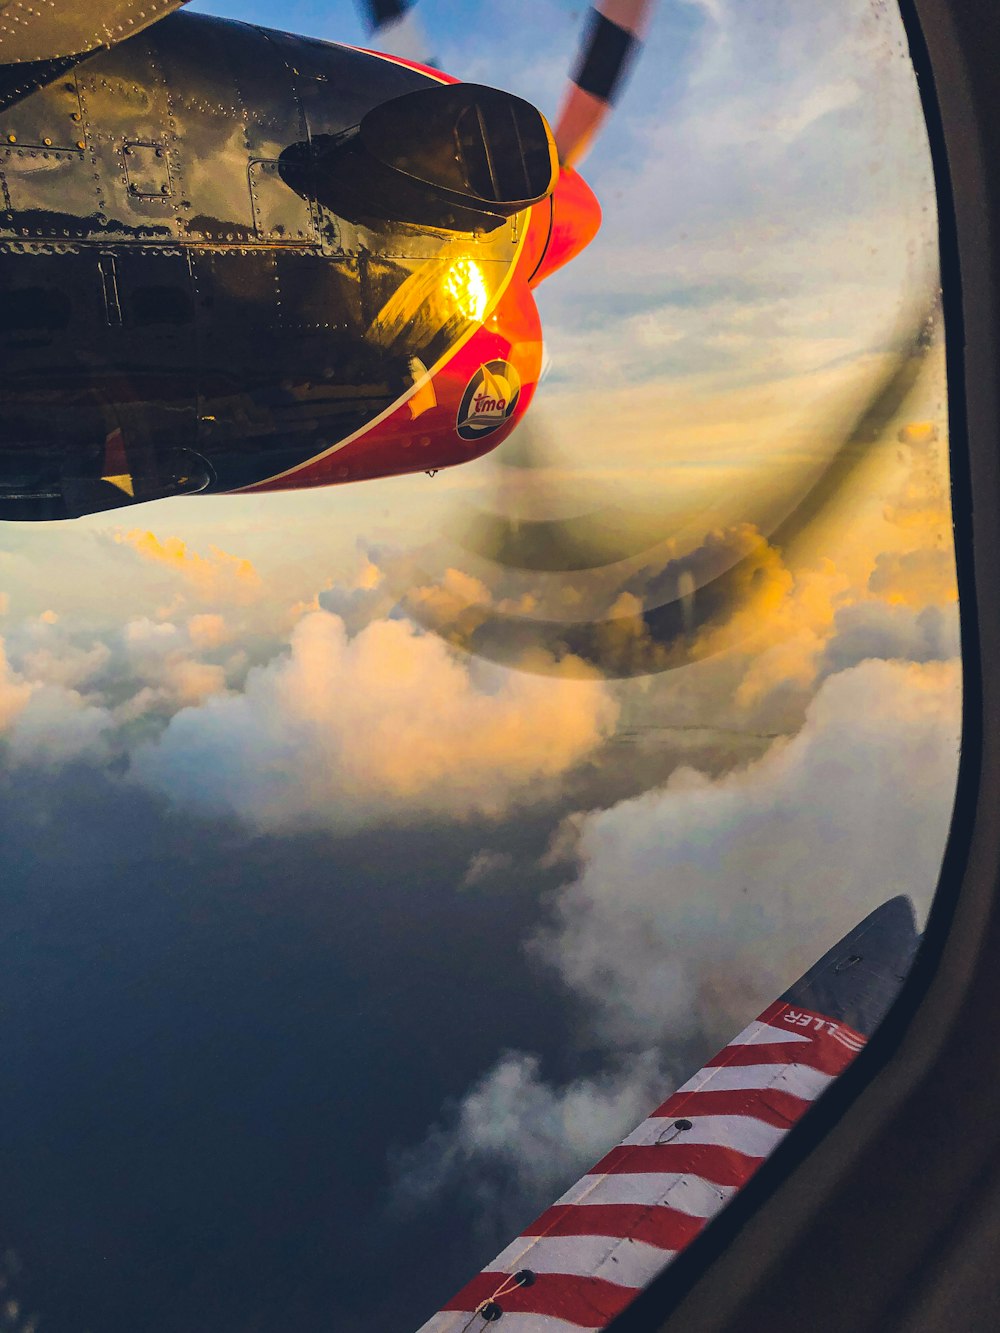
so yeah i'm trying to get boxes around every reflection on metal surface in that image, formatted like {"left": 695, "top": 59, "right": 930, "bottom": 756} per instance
{"left": 444, "top": 257, "right": 489, "bottom": 324}
{"left": 0, "top": 12, "right": 585, "bottom": 519}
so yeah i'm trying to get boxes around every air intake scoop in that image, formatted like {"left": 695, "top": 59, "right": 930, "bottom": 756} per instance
{"left": 303, "top": 83, "right": 559, "bottom": 232}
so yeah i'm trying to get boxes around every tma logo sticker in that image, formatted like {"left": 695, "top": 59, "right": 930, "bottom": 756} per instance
{"left": 456, "top": 360, "right": 521, "bottom": 441}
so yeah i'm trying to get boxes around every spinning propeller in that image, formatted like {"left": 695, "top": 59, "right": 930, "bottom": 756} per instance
{"left": 362, "top": 1, "right": 652, "bottom": 169}
{"left": 358, "top": 1, "right": 939, "bottom": 678}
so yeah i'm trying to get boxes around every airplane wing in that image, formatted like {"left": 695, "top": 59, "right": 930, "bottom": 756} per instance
{"left": 0, "top": 0, "right": 189, "bottom": 65}
{"left": 416, "top": 896, "right": 920, "bottom": 1331}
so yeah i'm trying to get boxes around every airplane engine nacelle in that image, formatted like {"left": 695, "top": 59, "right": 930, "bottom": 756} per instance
{"left": 280, "top": 83, "right": 559, "bottom": 234}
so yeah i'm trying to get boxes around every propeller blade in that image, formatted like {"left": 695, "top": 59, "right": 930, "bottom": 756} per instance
{"left": 358, "top": 0, "right": 430, "bottom": 65}
{"left": 451, "top": 416, "right": 685, "bottom": 572}
{"left": 553, "top": 0, "right": 656, "bottom": 168}
{"left": 400, "top": 296, "right": 939, "bottom": 678}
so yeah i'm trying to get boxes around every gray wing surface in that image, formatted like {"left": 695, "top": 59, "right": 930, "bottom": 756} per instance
{"left": 0, "top": 0, "right": 189, "bottom": 64}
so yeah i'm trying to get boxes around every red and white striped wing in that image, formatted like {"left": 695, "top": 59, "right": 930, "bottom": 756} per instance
{"left": 416, "top": 999, "right": 864, "bottom": 1331}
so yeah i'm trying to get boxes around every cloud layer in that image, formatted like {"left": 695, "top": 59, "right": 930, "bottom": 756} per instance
{"left": 393, "top": 653, "right": 961, "bottom": 1232}
{"left": 131, "top": 611, "right": 619, "bottom": 831}
{"left": 391, "top": 1049, "right": 671, "bottom": 1246}
{"left": 388, "top": 418, "right": 959, "bottom": 1227}
{"left": 535, "top": 656, "right": 960, "bottom": 1049}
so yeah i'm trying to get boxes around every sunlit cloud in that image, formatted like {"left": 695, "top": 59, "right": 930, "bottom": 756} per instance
{"left": 130, "top": 611, "right": 619, "bottom": 831}
{"left": 0, "top": 641, "right": 31, "bottom": 732}
{"left": 116, "top": 529, "right": 262, "bottom": 605}
{"left": 186, "top": 613, "right": 231, "bottom": 650}
{"left": 0, "top": 3, "right": 962, "bottom": 1328}
{"left": 0, "top": 637, "right": 113, "bottom": 767}
{"left": 869, "top": 548, "right": 957, "bottom": 608}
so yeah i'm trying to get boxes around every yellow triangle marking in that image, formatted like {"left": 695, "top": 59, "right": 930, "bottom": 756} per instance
{"left": 408, "top": 379, "right": 437, "bottom": 421}
{"left": 103, "top": 473, "right": 134, "bottom": 496}
{"left": 407, "top": 356, "right": 437, "bottom": 421}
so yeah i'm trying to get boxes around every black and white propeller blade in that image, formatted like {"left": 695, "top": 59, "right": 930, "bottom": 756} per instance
{"left": 553, "top": 0, "right": 655, "bottom": 167}
{"left": 357, "top": 1, "right": 656, "bottom": 165}
{"left": 358, "top": 0, "right": 430, "bottom": 64}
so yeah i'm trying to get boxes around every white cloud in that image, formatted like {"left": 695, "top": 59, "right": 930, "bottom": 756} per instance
{"left": 6, "top": 684, "right": 113, "bottom": 767}
{"left": 533, "top": 658, "right": 960, "bottom": 1050}
{"left": 131, "top": 611, "right": 619, "bottom": 832}
{"left": 0, "top": 604, "right": 238, "bottom": 751}
{"left": 0, "top": 642, "right": 31, "bottom": 732}
{"left": 821, "top": 601, "right": 959, "bottom": 676}
{"left": 116, "top": 618, "right": 229, "bottom": 715}
{"left": 462, "top": 850, "right": 514, "bottom": 887}
{"left": 391, "top": 1050, "right": 670, "bottom": 1244}
{"left": 391, "top": 642, "right": 961, "bottom": 1231}
{"left": 18, "top": 638, "right": 112, "bottom": 693}
{"left": 0, "top": 638, "right": 112, "bottom": 766}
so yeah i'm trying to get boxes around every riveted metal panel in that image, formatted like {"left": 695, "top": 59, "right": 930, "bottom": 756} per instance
{"left": 261, "top": 29, "right": 441, "bottom": 254}
{"left": 0, "top": 143, "right": 98, "bottom": 237}
{"left": 0, "top": 62, "right": 97, "bottom": 238}
{"left": 264, "top": 30, "right": 432, "bottom": 140}
{"left": 0, "top": 64, "right": 85, "bottom": 150}
{"left": 0, "top": 0, "right": 188, "bottom": 65}
{"left": 249, "top": 158, "right": 312, "bottom": 243}
{"left": 147, "top": 12, "right": 256, "bottom": 242}
{"left": 75, "top": 33, "right": 184, "bottom": 240}
{"left": 122, "top": 140, "right": 172, "bottom": 198}
{"left": 273, "top": 250, "right": 361, "bottom": 333}
{"left": 224, "top": 23, "right": 309, "bottom": 163}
